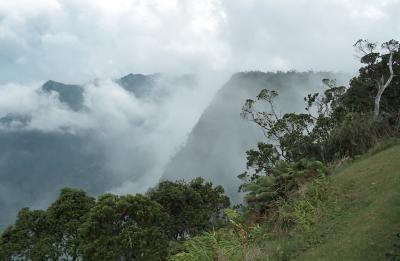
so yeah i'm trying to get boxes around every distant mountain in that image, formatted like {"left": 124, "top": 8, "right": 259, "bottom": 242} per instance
{"left": 162, "top": 71, "right": 349, "bottom": 201}
{"left": 0, "top": 113, "right": 31, "bottom": 129}
{"left": 116, "top": 73, "right": 158, "bottom": 98}
{"left": 0, "top": 73, "right": 164, "bottom": 129}
{"left": 41, "top": 80, "right": 85, "bottom": 111}
{"left": 116, "top": 73, "right": 197, "bottom": 99}
{"left": 39, "top": 73, "right": 159, "bottom": 110}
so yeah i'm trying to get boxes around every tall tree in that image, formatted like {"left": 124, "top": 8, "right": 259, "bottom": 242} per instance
{"left": 148, "top": 178, "right": 230, "bottom": 240}
{"left": 353, "top": 39, "right": 400, "bottom": 119}
{"left": 241, "top": 80, "right": 348, "bottom": 167}
{"left": 47, "top": 188, "right": 95, "bottom": 261}
{"left": 0, "top": 208, "right": 56, "bottom": 260}
{"left": 78, "top": 193, "right": 169, "bottom": 261}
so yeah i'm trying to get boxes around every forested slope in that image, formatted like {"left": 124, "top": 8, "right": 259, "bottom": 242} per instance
{"left": 162, "top": 71, "right": 347, "bottom": 201}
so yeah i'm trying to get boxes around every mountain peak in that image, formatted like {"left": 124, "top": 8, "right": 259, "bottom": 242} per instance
{"left": 41, "top": 80, "right": 84, "bottom": 111}
{"left": 116, "top": 73, "right": 156, "bottom": 97}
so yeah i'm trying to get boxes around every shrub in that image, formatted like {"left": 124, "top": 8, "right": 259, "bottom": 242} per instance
{"left": 239, "top": 159, "right": 328, "bottom": 214}
{"left": 324, "top": 113, "right": 377, "bottom": 160}
{"left": 170, "top": 209, "right": 267, "bottom": 261}
{"left": 169, "top": 230, "right": 243, "bottom": 261}
{"left": 270, "top": 176, "right": 330, "bottom": 232}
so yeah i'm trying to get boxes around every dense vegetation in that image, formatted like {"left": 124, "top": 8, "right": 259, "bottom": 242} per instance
{"left": 1, "top": 39, "right": 400, "bottom": 260}
{"left": 0, "top": 179, "right": 229, "bottom": 260}
{"left": 170, "top": 141, "right": 400, "bottom": 260}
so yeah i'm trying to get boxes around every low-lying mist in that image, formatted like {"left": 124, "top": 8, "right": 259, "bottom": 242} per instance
{"left": 0, "top": 72, "right": 225, "bottom": 228}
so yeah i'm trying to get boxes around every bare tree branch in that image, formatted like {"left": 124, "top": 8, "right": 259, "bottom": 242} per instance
{"left": 374, "top": 41, "right": 398, "bottom": 119}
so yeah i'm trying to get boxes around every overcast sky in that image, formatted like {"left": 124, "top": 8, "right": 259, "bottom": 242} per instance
{"left": 1, "top": 0, "right": 400, "bottom": 84}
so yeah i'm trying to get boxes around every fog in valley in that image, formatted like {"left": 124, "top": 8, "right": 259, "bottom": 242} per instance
{"left": 0, "top": 73, "right": 223, "bottom": 227}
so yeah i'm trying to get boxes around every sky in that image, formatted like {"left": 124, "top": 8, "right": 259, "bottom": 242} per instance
{"left": 1, "top": 0, "right": 400, "bottom": 85}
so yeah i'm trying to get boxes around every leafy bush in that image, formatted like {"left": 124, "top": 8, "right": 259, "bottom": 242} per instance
{"left": 170, "top": 209, "right": 267, "bottom": 261}
{"left": 269, "top": 176, "right": 330, "bottom": 232}
{"left": 239, "top": 159, "right": 328, "bottom": 214}
{"left": 169, "top": 230, "right": 243, "bottom": 261}
{"left": 323, "top": 113, "right": 379, "bottom": 161}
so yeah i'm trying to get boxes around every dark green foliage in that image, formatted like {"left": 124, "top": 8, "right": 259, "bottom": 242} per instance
{"left": 239, "top": 83, "right": 380, "bottom": 214}
{"left": 241, "top": 84, "right": 341, "bottom": 174}
{"left": 344, "top": 39, "right": 400, "bottom": 120}
{"left": 241, "top": 78, "right": 350, "bottom": 165}
{"left": 242, "top": 89, "right": 317, "bottom": 162}
{"left": 0, "top": 208, "right": 56, "bottom": 260}
{"left": 386, "top": 233, "right": 400, "bottom": 261}
{"left": 149, "top": 181, "right": 197, "bottom": 240}
{"left": 47, "top": 188, "right": 95, "bottom": 261}
{"left": 243, "top": 143, "right": 280, "bottom": 177}
{"left": 0, "top": 189, "right": 95, "bottom": 261}
{"left": 79, "top": 193, "right": 169, "bottom": 261}
{"left": 323, "top": 113, "right": 379, "bottom": 160}
{"left": 239, "top": 40, "right": 400, "bottom": 216}
{"left": 189, "top": 178, "right": 231, "bottom": 229}
{"left": 1, "top": 178, "right": 230, "bottom": 260}
{"left": 148, "top": 177, "right": 230, "bottom": 240}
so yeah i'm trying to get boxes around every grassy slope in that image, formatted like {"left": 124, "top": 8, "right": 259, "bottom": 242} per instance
{"left": 296, "top": 144, "right": 400, "bottom": 260}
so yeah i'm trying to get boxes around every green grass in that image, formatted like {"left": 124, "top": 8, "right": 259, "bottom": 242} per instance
{"left": 295, "top": 143, "right": 400, "bottom": 260}
{"left": 170, "top": 142, "right": 400, "bottom": 261}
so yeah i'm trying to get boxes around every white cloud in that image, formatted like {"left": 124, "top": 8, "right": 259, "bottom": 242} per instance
{"left": 1, "top": 0, "right": 400, "bottom": 84}
{"left": 0, "top": 0, "right": 61, "bottom": 16}
{"left": 41, "top": 32, "right": 79, "bottom": 46}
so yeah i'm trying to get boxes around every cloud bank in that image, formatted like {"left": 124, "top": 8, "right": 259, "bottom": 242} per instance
{"left": 1, "top": 0, "right": 400, "bottom": 85}
{"left": 0, "top": 74, "right": 220, "bottom": 191}
{"left": 0, "top": 73, "right": 225, "bottom": 227}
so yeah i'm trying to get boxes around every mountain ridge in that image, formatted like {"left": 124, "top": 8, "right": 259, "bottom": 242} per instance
{"left": 162, "top": 71, "right": 350, "bottom": 201}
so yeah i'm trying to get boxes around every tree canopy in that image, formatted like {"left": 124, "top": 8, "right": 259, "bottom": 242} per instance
{"left": 0, "top": 178, "right": 230, "bottom": 261}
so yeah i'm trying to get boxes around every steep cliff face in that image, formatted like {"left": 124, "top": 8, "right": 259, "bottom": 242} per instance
{"left": 162, "top": 71, "right": 348, "bottom": 201}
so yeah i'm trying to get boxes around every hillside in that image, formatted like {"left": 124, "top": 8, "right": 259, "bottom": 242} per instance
{"left": 169, "top": 142, "right": 400, "bottom": 260}
{"left": 295, "top": 143, "right": 400, "bottom": 260}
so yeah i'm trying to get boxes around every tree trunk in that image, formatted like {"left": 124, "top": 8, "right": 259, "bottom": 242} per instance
{"left": 374, "top": 51, "right": 394, "bottom": 120}
{"left": 374, "top": 82, "right": 384, "bottom": 119}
